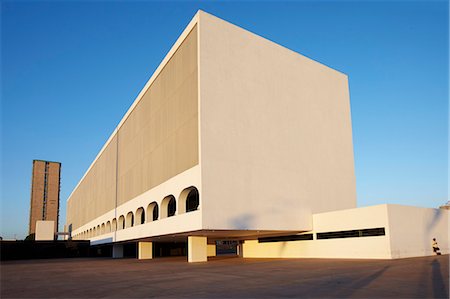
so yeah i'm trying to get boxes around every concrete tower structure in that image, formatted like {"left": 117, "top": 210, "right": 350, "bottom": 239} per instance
{"left": 29, "top": 160, "right": 61, "bottom": 234}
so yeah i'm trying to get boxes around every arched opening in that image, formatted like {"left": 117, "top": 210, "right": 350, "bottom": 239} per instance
{"left": 179, "top": 186, "right": 199, "bottom": 214}
{"left": 93, "top": 227, "right": 96, "bottom": 236}
{"left": 118, "top": 216, "right": 125, "bottom": 230}
{"left": 161, "top": 195, "right": 176, "bottom": 218}
{"left": 96, "top": 225, "right": 100, "bottom": 236}
{"left": 146, "top": 202, "right": 159, "bottom": 222}
{"left": 106, "top": 221, "right": 111, "bottom": 232}
{"left": 101, "top": 223, "right": 105, "bottom": 235}
{"left": 126, "top": 212, "right": 134, "bottom": 228}
{"left": 112, "top": 218, "right": 117, "bottom": 231}
{"left": 136, "top": 207, "right": 145, "bottom": 225}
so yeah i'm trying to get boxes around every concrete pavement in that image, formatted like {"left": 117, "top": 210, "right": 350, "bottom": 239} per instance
{"left": 1, "top": 255, "right": 448, "bottom": 298}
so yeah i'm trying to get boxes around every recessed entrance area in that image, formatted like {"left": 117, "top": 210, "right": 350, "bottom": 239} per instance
{"left": 154, "top": 242, "right": 187, "bottom": 257}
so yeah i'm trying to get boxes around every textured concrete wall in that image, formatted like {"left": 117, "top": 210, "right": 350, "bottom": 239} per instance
{"left": 243, "top": 205, "right": 391, "bottom": 259}
{"left": 30, "top": 160, "right": 45, "bottom": 234}
{"left": 243, "top": 205, "right": 449, "bottom": 259}
{"left": 67, "top": 26, "right": 198, "bottom": 231}
{"left": 72, "top": 166, "right": 202, "bottom": 242}
{"left": 199, "top": 11, "right": 356, "bottom": 231}
{"left": 388, "top": 205, "right": 449, "bottom": 258}
{"left": 117, "top": 25, "right": 198, "bottom": 205}
{"left": 66, "top": 136, "right": 117, "bottom": 230}
{"left": 35, "top": 220, "right": 55, "bottom": 241}
{"left": 46, "top": 162, "right": 60, "bottom": 232}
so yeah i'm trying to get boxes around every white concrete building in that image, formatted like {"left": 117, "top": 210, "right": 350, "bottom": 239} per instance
{"left": 244, "top": 204, "right": 449, "bottom": 259}
{"left": 67, "top": 11, "right": 449, "bottom": 262}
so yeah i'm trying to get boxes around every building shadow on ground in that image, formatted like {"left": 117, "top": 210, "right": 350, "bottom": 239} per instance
{"left": 333, "top": 266, "right": 389, "bottom": 298}
{"left": 432, "top": 258, "right": 448, "bottom": 298}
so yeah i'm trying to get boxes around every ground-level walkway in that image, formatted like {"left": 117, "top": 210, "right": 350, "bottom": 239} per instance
{"left": 1, "top": 255, "right": 448, "bottom": 298}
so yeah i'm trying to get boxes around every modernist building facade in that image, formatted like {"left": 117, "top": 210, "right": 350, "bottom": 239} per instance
{"left": 29, "top": 160, "right": 61, "bottom": 235}
{"left": 67, "top": 11, "right": 448, "bottom": 262}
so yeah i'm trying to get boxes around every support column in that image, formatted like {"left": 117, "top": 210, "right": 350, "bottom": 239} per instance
{"left": 237, "top": 241, "right": 244, "bottom": 257}
{"left": 138, "top": 242, "right": 153, "bottom": 260}
{"left": 112, "top": 244, "right": 124, "bottom": 259}
{"left": 207, "top": 243, "right": 216, "bottom": 257}
{"left": 188, "top": 236, "right": 207, "bottom": 263}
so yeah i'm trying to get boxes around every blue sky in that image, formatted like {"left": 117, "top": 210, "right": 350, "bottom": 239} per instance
{"left": 1, "top": 1, "right": 448, "bottom": 239}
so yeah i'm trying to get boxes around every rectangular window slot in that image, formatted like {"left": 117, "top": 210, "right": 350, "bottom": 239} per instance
{"left": 258, "top": 234, "right": 314, "bottom": 243}
{"left": 317, "top": 227, "right": 385, "bottom": 240}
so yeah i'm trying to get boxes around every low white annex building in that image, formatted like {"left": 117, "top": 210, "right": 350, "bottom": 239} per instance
{"left": 67, "top": 11, "right": 449, "bottom": 262}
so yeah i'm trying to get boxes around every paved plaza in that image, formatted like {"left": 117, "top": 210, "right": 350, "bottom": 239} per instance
{"left": 1, "top": 255, "right": 448, "bottom": 298}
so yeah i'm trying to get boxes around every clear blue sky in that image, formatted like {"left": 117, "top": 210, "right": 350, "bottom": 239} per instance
{"left": 1, "top": 1, "right": 448, "bottom": 239}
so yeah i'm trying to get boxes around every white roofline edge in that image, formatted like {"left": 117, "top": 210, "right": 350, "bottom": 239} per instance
{"left": 67, "top": 11, "right": 201, "bottom": 202}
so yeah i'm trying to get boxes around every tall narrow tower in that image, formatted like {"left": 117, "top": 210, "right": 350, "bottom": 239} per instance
{"left": 29, "top": 160, "right": 61, "bottom": 235}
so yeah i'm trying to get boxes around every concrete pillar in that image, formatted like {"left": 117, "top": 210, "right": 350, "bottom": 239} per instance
{"left": 112, "top": 244, "right": 124, "bottom": 258}
{"left": 207, "top": 243, "right": 216, "bottom": 257}
{"left": 188, "top": 236, "right": 207, "bottom": 263}
{"left": 237, "top": 241, "right": 244, "bottom": 257}
{"left": 138, "top": 242, "right": 153, "bottom": 260}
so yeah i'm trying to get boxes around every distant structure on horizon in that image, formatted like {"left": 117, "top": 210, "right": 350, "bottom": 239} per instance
{"left": 29, "top": 160, "right": 61, "bottom": 235}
